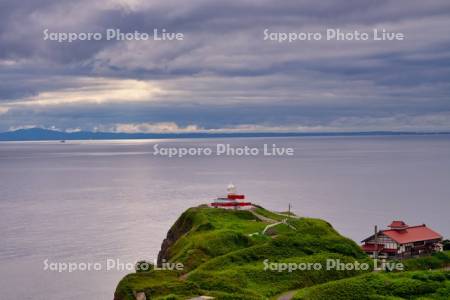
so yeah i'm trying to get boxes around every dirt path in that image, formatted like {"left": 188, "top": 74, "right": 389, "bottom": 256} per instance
{"left": 249, "top": 209, "right": 297, "bottom": 236}
{"left": 277, "top": 290, "right": 296, "bottom": 300}
{"left": 249, "top": 210, "right": 278, "bottom": 223}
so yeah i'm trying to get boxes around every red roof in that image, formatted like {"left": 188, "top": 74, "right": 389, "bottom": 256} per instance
{"left": 389, "top": 220, "right": 408, "bottom": 228}
{"left": 382, "top": 224, "right": 442, "bottom": 244}
{"left": 211, "top": 202, "right": 252, "bottom": 207}
{"left": 227, "top": 194, "right": 245, "bottom": 200}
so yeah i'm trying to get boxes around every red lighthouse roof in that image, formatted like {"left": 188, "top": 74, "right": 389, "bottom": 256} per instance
{"left": 227, "top": 194, "right": 245, "bottom": 200}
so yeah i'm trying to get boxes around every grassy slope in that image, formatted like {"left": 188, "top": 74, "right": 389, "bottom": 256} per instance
{"left": 293, "top": 270, "right": 450, "bottom": 300}
{"left": 114, "top": 206, "right": 368, "bottom": 300}
{"left": 401, "top": 251, "right": 450, "bottom": 271}
{"left": 293, "top": 251, "right": 450, "bottom": 300}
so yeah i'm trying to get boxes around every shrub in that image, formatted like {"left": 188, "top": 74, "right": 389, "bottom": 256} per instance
{"left": 293, "top": 271, "right": 450, "bottom": 300}
{"left": 390, "top": 278, "right": 439, "bottom": 297}
{"left": 443, "top": 240, "right": 450, "bottom": 251}
{"left": 135, "top": 260, "right": 154, "bottom": 273}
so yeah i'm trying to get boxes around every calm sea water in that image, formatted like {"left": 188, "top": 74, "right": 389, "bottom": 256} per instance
{"left": 0, "top": 136, "right": 449, "bottom": 299}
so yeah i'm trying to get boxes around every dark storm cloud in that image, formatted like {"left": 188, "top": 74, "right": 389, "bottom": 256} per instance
{"left": 0, "top": 0, "right": 449, "bottom": 132}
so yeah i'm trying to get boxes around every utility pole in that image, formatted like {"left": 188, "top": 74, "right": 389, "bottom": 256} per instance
{"left": 374, "top": 225, "right": 379, "bottom": 260}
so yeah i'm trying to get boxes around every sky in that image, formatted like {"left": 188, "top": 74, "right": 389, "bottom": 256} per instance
{"left": 0, "top": 0, "right": 449, "bottom": 133}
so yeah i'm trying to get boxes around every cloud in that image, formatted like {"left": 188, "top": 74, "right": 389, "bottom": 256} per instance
{"left": 7, "top": 124, "right": 38, "bottom": 131}
{"left": 2, "top": 77, "right": 164, "bottom": 107}
{"left": 99, "top": 113, "right": 450, "bottom": 133}
{"left": 0, "top": 107, "right": 9, "bottom": 115}
{"left": 111, "top": 122, "right": 200, "bottom": 133}
{"left": 0, "top": 0, "right": 449, "bottom": 132}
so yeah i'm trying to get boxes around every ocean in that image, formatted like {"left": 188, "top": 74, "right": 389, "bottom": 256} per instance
{"left": 0, "top": 136, "right": 449, "bottom": 299}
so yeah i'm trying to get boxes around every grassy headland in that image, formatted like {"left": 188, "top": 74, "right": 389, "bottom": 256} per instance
{"left": 114, "top": 205, "right": 368, "bottom": 299}
{"left": 114, "top": 205, "right": 449, "bottom": 300}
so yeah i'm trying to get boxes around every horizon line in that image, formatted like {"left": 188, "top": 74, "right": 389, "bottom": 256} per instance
{"left": 1, "top": 127, "right": 450, "bottom": 142}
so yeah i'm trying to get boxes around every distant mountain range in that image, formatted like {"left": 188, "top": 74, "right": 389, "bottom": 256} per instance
{"left": 0, "top": 128, "right": 449, "bottom": 141}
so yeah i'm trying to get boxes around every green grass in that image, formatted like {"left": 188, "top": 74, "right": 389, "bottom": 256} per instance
{"left": 165, "top": 207, "right": 268, "bottom": 272}
{"left": 400, "top": 251, "right": 450, "bottom": 271}
{"left": 189, "top": 253, "right": 370, "bottom": 298}
{"left": 114, "top": 206, "right": 448, "bottom": 300}
{"left": 293, "top": 270, "right": 450, "bottom": 300}
{"left": 115, "top": 270, "right": 200, "bottom": 300}
{"left": 114, "top": 206, "right": 369, "bottom": 300}
{"left": 252, "top": 205, "right": 287, "bottom": 221}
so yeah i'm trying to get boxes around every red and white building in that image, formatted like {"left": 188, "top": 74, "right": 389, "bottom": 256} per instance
{"left": 361, "top": 221, "right": 443, "bottom": 258}
{"left": 210, "top": 184, "right": 252, "bottom": 209}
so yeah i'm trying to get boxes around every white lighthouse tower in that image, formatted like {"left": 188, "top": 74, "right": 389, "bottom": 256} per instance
{"left": 227, "top": 183, "right": 237, "bottom": 195}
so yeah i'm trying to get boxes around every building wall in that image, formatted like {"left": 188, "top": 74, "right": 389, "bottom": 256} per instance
{"left": 365, "top": 234, "right": 399, "bottom": 250}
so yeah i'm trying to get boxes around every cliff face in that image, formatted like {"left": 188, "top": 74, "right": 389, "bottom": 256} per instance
{"left": 157, "top": 207, "right": 196, "bottom": 266}
{"left": 114, "top": 205, "right": 368, "bottom": 300}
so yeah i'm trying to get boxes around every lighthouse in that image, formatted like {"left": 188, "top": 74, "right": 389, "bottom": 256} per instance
{"left": 227, "top": 183, "right": 237, "bottom": 195}
{"left": 210, "top": 184, "right": 252, "bottom": 209}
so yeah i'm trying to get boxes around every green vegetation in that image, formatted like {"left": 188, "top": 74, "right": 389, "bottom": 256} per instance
{"left": 443, "top": 239, "right": 450, "bottom": 251}
{"left": 114, "top": 206, "right": 448, "bottom": 300}
{"left": 401, "top": 251, "right": 450, "bottom": 271}
{"left": 252, "top": 205, "right": 286, "bottom": 222}
{"left": 293, "top": 270, "right": 450, "bottom": 300}
{"left": 114, "top": 206, "right": 368, "bottom": 300}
